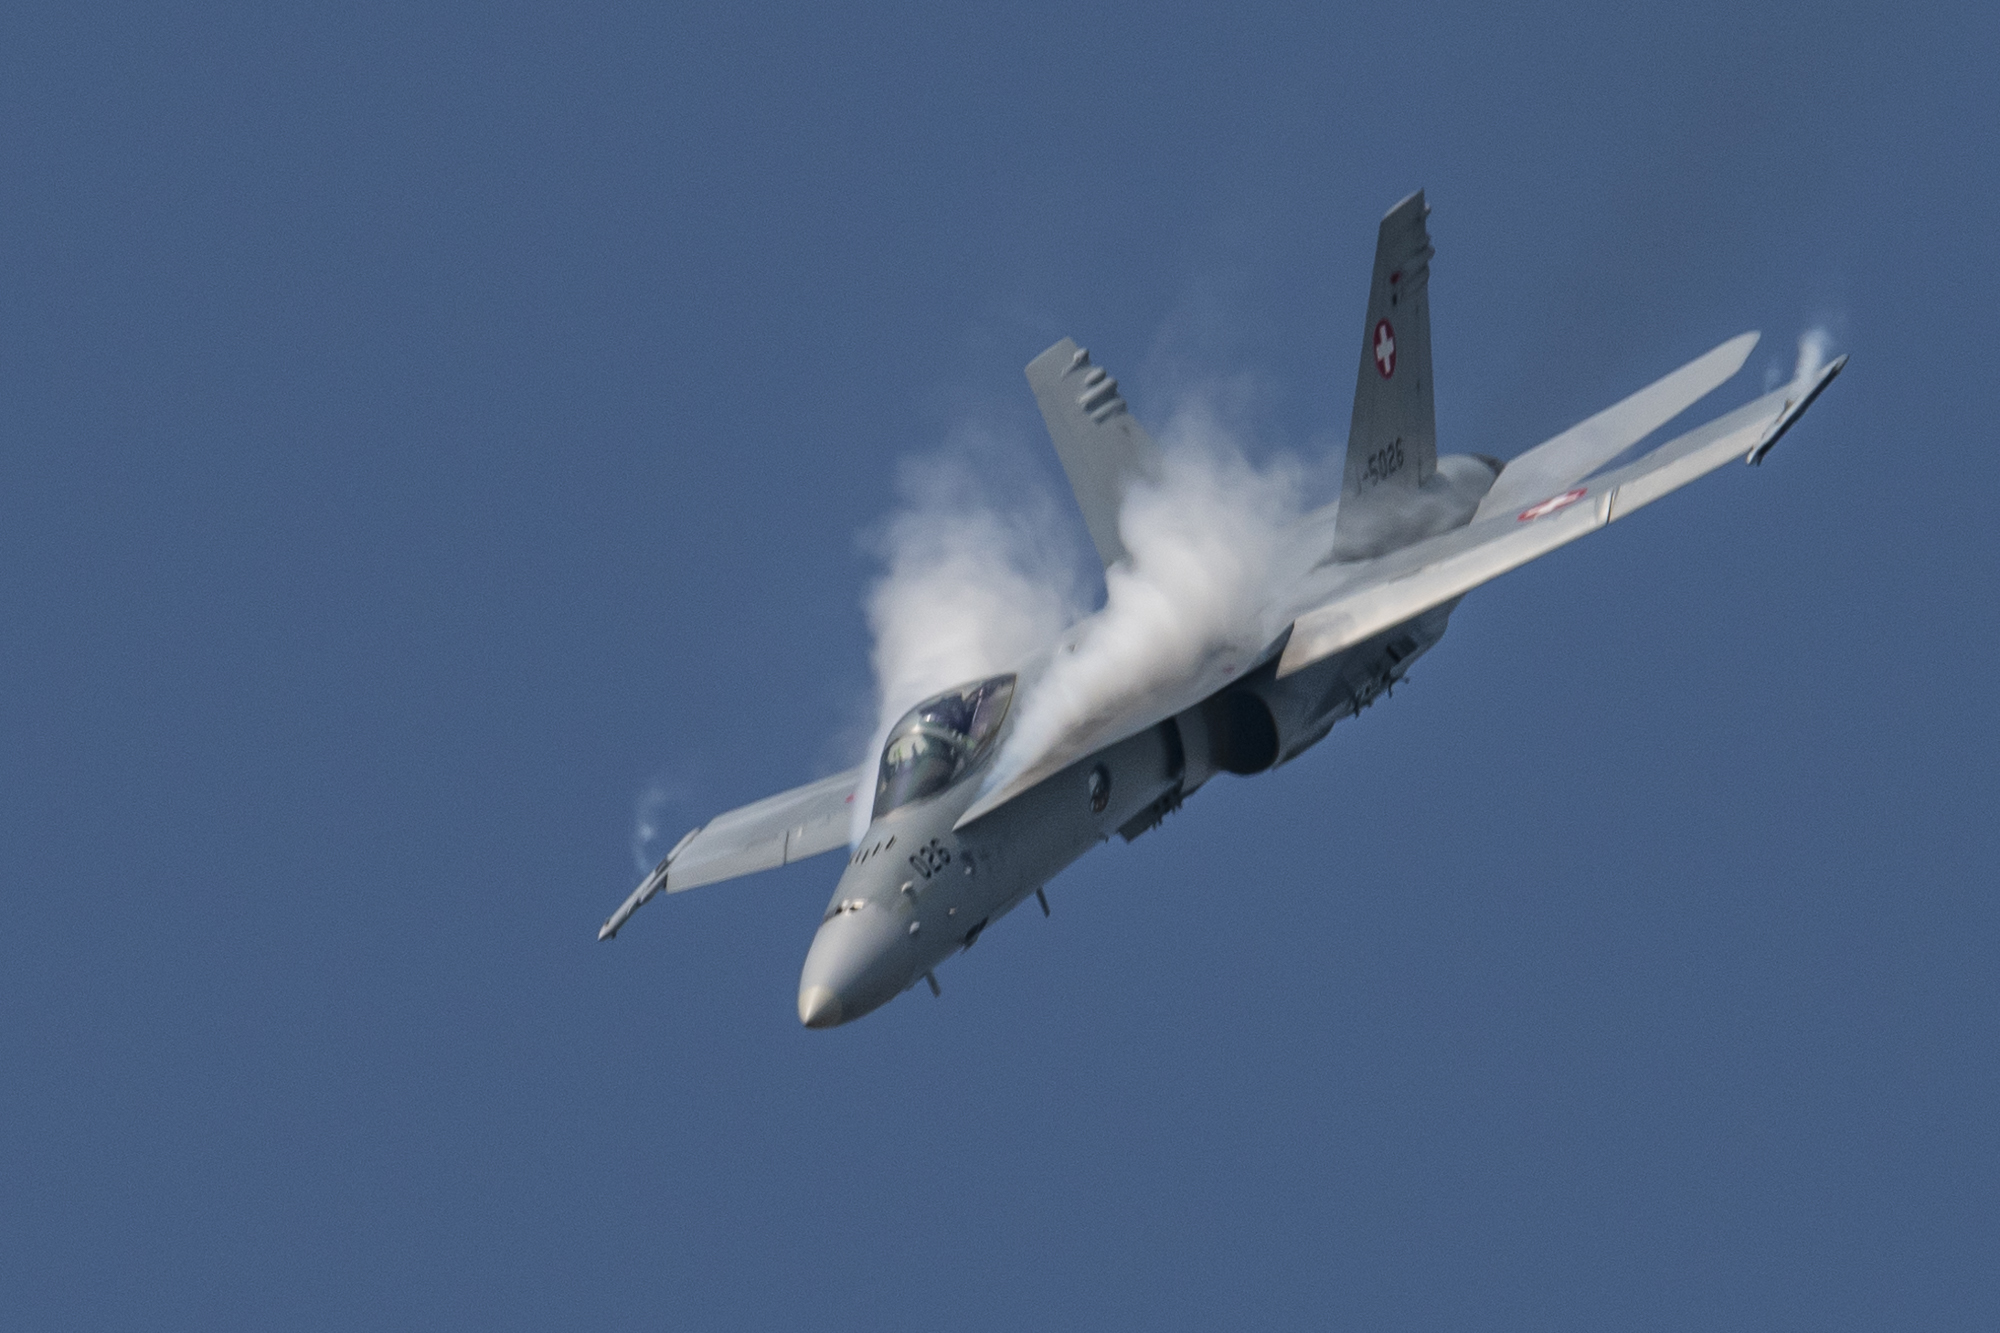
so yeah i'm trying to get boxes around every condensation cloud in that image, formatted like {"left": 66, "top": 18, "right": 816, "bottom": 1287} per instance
{"left": 981, "top": 402, "right": 1308, "bottom": 796}
{"left": 854, "top": 438, "right": 1085, "bottom": 839}
{"left": 1769, "top": 322, "right": 1839, "bottom": 390}
{"left": 631, "top": 774, "right": 691, "bottom": 874}
{"left": 1793, "top": 325, "right": 1832, "bottom": 385}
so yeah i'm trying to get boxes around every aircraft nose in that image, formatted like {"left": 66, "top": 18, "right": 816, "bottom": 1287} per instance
{"left": 797, "top": 902, "right": 907, "bottom": 1029}
{"left": 798, "top": 985, "right": 843, "bottom": 1029}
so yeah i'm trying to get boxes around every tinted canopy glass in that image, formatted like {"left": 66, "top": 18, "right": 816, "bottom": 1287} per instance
{"left": 873, "top": 675, "right": 1015, "bottom": 817}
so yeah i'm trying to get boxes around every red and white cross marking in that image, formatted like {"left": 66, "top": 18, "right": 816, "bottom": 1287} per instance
{"left": 1373, "top": 319, "right": 1396, "bottom": 379}
{"left": 1517, "top": 488, "right": 1588, "bottom": 522}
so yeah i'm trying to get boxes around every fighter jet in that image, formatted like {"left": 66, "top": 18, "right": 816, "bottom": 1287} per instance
{"left": 599, "top": 191, "right": 1845, "bottom": 1029}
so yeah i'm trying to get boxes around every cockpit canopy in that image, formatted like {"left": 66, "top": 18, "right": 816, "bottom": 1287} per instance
{"left": 873, "top": 674, "right": 1016, "bottom": 818}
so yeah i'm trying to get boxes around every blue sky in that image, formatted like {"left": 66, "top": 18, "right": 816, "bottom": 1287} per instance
{"left": 4, "top": 3, "right": 1996, "bottom": 1328}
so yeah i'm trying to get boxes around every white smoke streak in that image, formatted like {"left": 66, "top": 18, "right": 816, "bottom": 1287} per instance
{"left": 631, "top": 775, "right": 691, "bottom": 873}
{"left": 855, "top": 399, "right": 1308, "bottom": 833}
{"left": 1768, "top": 323, "right": 1838, "bottom": 391}
{"left": 1793, "top": 325, "right": 1832, "bottom": 385}
{"left": 854, "top": 441, "right": 1084, "bottom": 839}
{"left": 983, "top": 403, "right": 1306, "bottom": 794}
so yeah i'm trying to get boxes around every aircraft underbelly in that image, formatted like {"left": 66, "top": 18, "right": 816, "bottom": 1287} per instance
{"left": 961, "top": 723, "right": 1183, "bottom": 915}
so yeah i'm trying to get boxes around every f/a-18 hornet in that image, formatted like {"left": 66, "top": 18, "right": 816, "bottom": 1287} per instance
{"left": 599, "top": 191, "right": 1845, "bottom": 1028}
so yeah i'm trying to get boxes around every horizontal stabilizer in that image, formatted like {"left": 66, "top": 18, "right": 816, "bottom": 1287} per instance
{"left": 1278, "top": 354, "right": 1845, "bottom": 678}
{"left": 1475, "top": 332, "right": 1759, "bottom": 521}
{"left": 598, "top": 766, "right": 862, "bottom": 939}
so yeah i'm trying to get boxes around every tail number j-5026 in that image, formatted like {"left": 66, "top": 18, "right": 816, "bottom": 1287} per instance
{"left": 1364, "top": 437, "right": 1405, "bottom": 485}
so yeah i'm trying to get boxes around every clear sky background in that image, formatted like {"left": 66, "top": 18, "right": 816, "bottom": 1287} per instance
{"left": 4, "top": 3, "right": 1996, "bottom": 1328}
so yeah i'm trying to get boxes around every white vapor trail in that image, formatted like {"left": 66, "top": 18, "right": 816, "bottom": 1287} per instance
{"left": 856, "top": 401, "right": 1307, "bottom": 836}
{"left": 1768, "top": 323, "right": 1838, "bottom": 391}
{"left": 631, "top": 775, "right": 691, "bottom": 873}
{"left": 979, "top": 403, "right": 1306, "bottom": 797}
{"left": 1793, "top": 325, "right": 1832, "bottom": 385}
{"left": 854, "top": 441, "right": 1084, "bottom": 840}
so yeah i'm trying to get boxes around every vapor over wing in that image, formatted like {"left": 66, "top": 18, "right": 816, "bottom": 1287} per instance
{"left": 954, "top": 634, "right": 1286, "bottom": 830}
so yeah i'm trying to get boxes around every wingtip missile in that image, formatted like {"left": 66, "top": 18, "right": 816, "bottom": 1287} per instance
{"left": 1747, "top": 353, "right": 1847, "bottom": 466}
{"left": 598, "top": 863, "right": 665, "bottom": 940}
{"left": 597, "top": 826, "right": 701, "bottom": 940}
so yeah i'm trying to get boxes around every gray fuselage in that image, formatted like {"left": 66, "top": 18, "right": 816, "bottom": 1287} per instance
{"left": 795, "top": 598, "right": 1456, "bottom": 1027}
{"left": 797, "top": 450, "right": 1494, "bottom": 1027}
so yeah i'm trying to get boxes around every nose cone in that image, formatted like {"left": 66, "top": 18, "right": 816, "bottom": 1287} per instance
{"left": 798, "top": 985, "right": 842, "bottom": 1029}
{"left": 797, "top": 901, "right": 910, "bottom": 1029}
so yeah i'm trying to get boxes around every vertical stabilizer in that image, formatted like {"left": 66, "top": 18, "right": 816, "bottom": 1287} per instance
{"left": 1340, "top": 191, "right": 1437, "bottom": 520}
{"left": 1026, "top": 338, "right": 1164, "bottom": 570}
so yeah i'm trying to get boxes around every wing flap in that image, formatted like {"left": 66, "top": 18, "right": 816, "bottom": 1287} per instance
{"left": 671, "top": 767, "right": 861, "bottom": 891}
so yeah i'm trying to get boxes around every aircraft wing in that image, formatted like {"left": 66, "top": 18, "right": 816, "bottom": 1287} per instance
{"left": 1277, "top": 354, "right": 1845, "bottom": 677}
{"left": 598, "top": 766, "right": 863, "bottom": 939}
